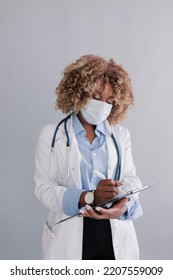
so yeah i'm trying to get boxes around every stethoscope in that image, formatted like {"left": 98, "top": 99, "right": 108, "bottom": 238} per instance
{"left": 51, "top": 113, "right": 121, "bottom": 181}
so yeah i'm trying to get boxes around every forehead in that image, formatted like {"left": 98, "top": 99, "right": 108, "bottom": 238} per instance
{"left": 96, "top": 81, "right": 113, "bottom": 96}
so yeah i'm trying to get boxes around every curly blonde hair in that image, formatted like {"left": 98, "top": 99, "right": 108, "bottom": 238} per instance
{"left": 55, "top": 55, "right": 134, "bottom": 124}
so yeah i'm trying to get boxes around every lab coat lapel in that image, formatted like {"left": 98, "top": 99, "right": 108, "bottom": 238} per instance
{"left": 58, "top": 117, "right": 82, "bottom": 188}
{"left": 68, "top": 131, "right": 82, "bottom": 188}
{"left": 106, "top": 134, "right": 117, "bottom": 179}
{"left": 105, "top": 121, "right": 122, "bottom": 180}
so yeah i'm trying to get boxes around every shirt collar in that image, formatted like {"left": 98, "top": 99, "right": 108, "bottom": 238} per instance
{"left": 72, "top": 113, "right": 106, "bottom": 137}
{"left": 72, "top": 113, "right": 85, "bottom": 136}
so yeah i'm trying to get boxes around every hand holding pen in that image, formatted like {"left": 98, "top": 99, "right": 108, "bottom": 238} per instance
{"left": 79, "top": 170, "right": 128, "bottom": 219}
{"left": 92, "top": 170, "right": 125, "bottom": 206}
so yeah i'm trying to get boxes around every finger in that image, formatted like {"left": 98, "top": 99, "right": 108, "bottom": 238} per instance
{"left": 94, "top": 206, "right": 118, "bottom": 219}
{"left": 78, "top": 209, "right": 85, "bottom": 216}
{"left": 99, "top": 192, "right": 117, "bottom": 200}
{"left": 78, "top": 209, "right": 88, "bottom": 217}
{"left": 85, "top": 205, "right": 107, "bottom": 219}
{"left": 79, "top": 206, "right": 93, "bottom": 218}
{"left": 114, "top": 180, "right": 122, "bottom": 186}
{"left": 95, "top": 206, "right": 110, "bottom": 215}
{"left": 99, "top": 179, "right": 115, "bottom": 186}
{"left": 104, "top": 185, "right": 119, "bottom": 192}
{"left": 99, "top": 186, "right": 119, "bottom": 196}
{"left": 116, "top": 197, "right": 129, "bottom": 206}
{"left": 120, "top": 197, "right": 129, "bottom": 203}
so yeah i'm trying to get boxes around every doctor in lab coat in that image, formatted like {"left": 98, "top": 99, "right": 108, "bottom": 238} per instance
{"left": 34, "top": 54, "right": 143, "bottom": 260}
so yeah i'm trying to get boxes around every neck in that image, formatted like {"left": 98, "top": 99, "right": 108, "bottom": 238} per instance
{"left": 77, "top": 112, "right": 96, "bottom": 130}
{"left": 77, "top": 112, "right": 96, "bottom": 143}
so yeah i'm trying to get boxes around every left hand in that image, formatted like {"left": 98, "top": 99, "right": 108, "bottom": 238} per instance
{"left": 80, "top": 197, "right": 129, "bottom": 220}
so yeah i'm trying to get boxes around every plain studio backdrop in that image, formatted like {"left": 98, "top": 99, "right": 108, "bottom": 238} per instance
{"left": 0, "top": 0, "right": 173, "bottom": 260}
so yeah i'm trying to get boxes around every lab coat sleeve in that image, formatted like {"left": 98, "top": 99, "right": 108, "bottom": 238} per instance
{"left": 118, "top": 126, "right": 143, "bottom": 220}
{"left": 34, "top": 125, "right": 68, "bottom": 212}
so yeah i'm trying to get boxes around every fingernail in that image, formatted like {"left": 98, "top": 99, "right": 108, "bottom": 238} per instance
{"left": 95, "top": 207, "right": 101, "bottom": 212}
{"left": 85, "top": 204, "right": 91, "bottom": 211}
{"left": 79, "top": 209, "right": 84, "bottom": 214}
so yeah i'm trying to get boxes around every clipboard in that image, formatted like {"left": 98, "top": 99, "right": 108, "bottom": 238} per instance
{"left": 55, "top": 183, "right": 159, "bottom": 225}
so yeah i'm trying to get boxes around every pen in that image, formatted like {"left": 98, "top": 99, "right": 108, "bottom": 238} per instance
{"left": 92, "top": 170, "right": 106, "bottom": 179}
{"left": 92, "top": 169, "right": 119, "bottom": 208}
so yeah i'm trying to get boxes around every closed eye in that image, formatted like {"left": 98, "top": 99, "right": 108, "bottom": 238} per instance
{"left": 92, "top": 92, "right": 115, "bottom": 105}
{"left": 105, "top": 98, "right": 115, "bottom": 105}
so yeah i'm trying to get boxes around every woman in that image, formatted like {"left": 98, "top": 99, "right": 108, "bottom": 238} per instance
{"left": 34, "top": 54, "right": 143, "bottom": 260}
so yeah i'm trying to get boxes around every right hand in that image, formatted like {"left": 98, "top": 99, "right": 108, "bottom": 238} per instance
{"left": 94, "top": 179, "right": 121, "bottom": 205}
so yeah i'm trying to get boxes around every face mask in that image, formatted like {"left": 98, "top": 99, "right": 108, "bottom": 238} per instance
{"left": 80, "top": 99, "right": 112, "bottom": 125}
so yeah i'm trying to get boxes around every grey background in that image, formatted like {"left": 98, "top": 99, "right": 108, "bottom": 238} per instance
{"left": 0, "top": 0, "right": 172, "bottom": 259}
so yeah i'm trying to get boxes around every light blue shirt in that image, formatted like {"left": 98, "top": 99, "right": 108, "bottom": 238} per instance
{"left": 63, "top": 114, "right": 142, "bottom": 219}
{"left": 73, "top": 113, "right": 109, "bottom": 191}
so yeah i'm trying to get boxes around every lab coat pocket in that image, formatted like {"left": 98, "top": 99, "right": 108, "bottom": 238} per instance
{"left": 42, "top": 222, "right": 56, "bottom": 259}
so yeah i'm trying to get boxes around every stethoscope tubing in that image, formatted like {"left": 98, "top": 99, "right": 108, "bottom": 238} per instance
{"left": 51, "top": 114, "right": 121, "bottom": 180}
{"left": 51, "top": 113, "right": 72, "bottom": 148}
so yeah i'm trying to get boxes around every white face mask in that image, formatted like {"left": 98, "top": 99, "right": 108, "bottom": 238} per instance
{"left": 80, "top": 99, "right": 112, "bottom": 125}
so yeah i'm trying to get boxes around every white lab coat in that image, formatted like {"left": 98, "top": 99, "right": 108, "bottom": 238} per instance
{"left": 34, "top": 116, "right": 142, "bottom": 259}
